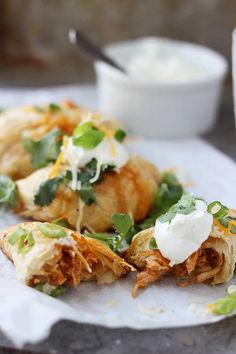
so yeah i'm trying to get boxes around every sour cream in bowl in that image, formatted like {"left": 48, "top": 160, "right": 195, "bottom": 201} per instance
{"left": 95, "top": 37, "right": 228, "bottom": 138}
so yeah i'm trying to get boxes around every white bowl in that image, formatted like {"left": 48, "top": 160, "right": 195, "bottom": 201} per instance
{"left": 95, "top": 37, "right": 228, "bottom": 138}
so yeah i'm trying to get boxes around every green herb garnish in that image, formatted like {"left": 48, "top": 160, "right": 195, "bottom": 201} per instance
{"left": 73, "top": 122, "right": 105, "bottom": 149}
{"left": 114, "top": 129, "right": 126, "bottom": 142}
{"left": 139, "top": 172, "right": 184, "bottom": 229}
{"left": 8, "top": 226, "right": 35, "bottom": 254}
{"left": 208, "top": 201, "right": 236, "bottom": 232}
{"left": 53, "top": 219, "right": 70, "bottom": 228}
{"left": 37, "top": 223, "right": 67, "bottom": 239}
{"left": 158, "top": 194, "right": 196, "bottom": 224}
{"left": 79, "top": 182, "right": 96, "bottom": 205}
{"left": 49, "top": 103, "right": 61, "bottom": 112}
{"left": 64, "top": 158, "right": 115, "bottom": 206}
{"left": 85, "top": 232, "right": 119, "bottom": 250}
{"left": 34, "top": 177, "right": 62, "bottom": 206}
{"left": 112, "top": 213, "right": 133, "bottom": 238}
{"left": 0, "top": 175, "right": 18, "bottom": 208}
{"left": 149, "top": 237, "right": 158, "bottom": 250}
{"left": 22, "top": 128, "right": 63, "bottom": 168}
{"left": 212, "top": 294, "right": 236, "bottom": 315}
{"left": 50, "top": 286, "right": 66, "bottom": 297}
{"left": 34, "top": 283, "right": 66, "bottom": 297}
{"left": 86, "top": 213, "right": 135, "bottom": 253}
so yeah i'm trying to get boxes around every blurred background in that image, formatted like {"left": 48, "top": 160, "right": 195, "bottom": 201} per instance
{"left": 0, "top": 0, "right": 234, "bottom": 100}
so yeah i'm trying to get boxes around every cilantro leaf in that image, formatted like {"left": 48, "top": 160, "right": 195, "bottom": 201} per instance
{"left": 34, "top": 177, "right": 62, "bottom": 206}
{"left": 22, "top": 128, "right": 63, "bottom": 168}
{"left": 139, "top": 172, "right": 184, "bottom": 229}
{"left": 85, "top": 232, "right": 119, "bottom": 251}
{"left": 79, "top": 182, "right": 96, "bottom": 205}
{"left": 64, "top": 158, "right": 115, "bottom": 206}
{"left": 73, "top": 122, "right": 105, "bottom": 149}
{"left": 112, "top": 213, "right": 133, "bottom": 237}
{"left": 85, "top": 213, "right": 135, "bottom": 253}
{"left": 0, "top": 175, "right": 18, "bottom": 208}
{"left": 114, "top": 129, "right": 126, "bottom": 142}
{"left": 158, "top": 194, "right": 196, "bottom": 223}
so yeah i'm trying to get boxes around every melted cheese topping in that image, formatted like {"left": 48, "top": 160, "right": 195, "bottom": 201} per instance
{"left": 154, "top": 200, "right": 213, "bottom": 266}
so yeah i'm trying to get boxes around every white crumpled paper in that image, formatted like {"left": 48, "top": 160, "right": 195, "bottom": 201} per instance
{"left": 0, "top": 85, "right": 236, "bottom": 347}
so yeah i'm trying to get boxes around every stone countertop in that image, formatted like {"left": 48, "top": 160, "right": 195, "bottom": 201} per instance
{"left": 0, "top": 103, "right": 235, "bottom": 354}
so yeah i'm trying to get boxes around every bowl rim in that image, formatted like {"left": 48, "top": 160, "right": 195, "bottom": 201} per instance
{"left": 94, "top": 37, "right": 228, "bottom": 90}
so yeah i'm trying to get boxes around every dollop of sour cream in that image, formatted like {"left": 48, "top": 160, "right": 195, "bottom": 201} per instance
{"left": 62, "top": 137, "right": 129, "bottom": 190}
{"left": 154, "top": 200, "right": 213, "bottom": 266}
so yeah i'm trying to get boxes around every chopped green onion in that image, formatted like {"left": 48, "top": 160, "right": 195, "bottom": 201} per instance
{"left": 73, "top": 122, "right": 105, "bottom": 149}
{"left": 49, "top": 103, "right": 61, "bottom": 112}
{"left": 208, "top": 201, "right": 228, "bottom": 219}
{"left": 50, "top": 286, "right": 66, "bottom": 297}
{"left": 8, "top": 226, "right": 35, "bottom": 254}
{"left": 8, "top": 226, "right": 27, "bottom": 246}
{"left": 34, "top": 283, "right": 66, "bottom": 297}
{"left": 114, "top": 129, "right": 126, "bottom": 142}
{"left": 149, "top": 237, "right": 158, "bottom": 250}
{"left": 38, "top": 223, "right": 67, "bottom": 239}
{"left": 212, "top": 294, "right": 236, "bottom": 315}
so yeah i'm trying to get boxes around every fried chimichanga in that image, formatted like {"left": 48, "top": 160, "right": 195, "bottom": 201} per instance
{"left": 15, "top": 155, "right": 159, "bottom": 232}
{"left": 125, "top": 195, "right": 236, "bottom": 297}
{"left": 0, "top": 222, "right": 132, "bottom": 294}
{"left": 0, "top": 101, "right": 96, "bottom": 180}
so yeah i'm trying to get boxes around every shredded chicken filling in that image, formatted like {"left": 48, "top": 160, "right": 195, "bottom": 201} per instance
{"left": 131, "top": 246, "right": 224, "bottom": 297}
{"left": 29, "top": 244, "right": 88, "bottom": 287}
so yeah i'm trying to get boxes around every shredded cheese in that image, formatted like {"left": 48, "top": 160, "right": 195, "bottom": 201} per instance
{"left": 214, "top": 219, "right": 236, "bottom": 237}
{"left": 49, "top": 137, "right": 68, "bottom": 179}
{"left": 76, "top": 198, "right": 85, "bottom": 233}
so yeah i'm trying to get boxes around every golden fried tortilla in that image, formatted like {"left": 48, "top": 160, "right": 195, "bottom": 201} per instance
{"left": 0, "top": 222, "right": 133, "bottom": 290}
{"left": 0, "top": 101, "right": 91, "bottom": 180}
{"left": 15, "top": 155, "right": 160, "bottom": 232}
{"left": 125, "top": 220, "right": 236, "bottom": 297}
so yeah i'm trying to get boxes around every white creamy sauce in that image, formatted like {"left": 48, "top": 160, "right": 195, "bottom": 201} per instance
{"left": 154, "top": 200, "right": 213, "bottom": 266}
{"left": 62, "top": 137, "right": 129, "bottom": 190}
{"left": 117, "top": 38, "right": 206, "bottom": 83}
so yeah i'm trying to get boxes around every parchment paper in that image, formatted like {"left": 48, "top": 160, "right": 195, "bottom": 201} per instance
{"left": 0, "top": 85, "right": 235, "bottom": 347}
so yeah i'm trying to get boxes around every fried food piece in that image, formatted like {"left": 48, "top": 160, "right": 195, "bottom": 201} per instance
{"left": 0, "top": 222, "right": 132, "bottom": 292}
{"left": 0, "top": 101, "right": 92, "bottom": 180}
{"left": 15, "top": 155, "right": 160, "bottom": 232}
{"left": 125, "top": 223, "right": 236, "bottom": 297}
